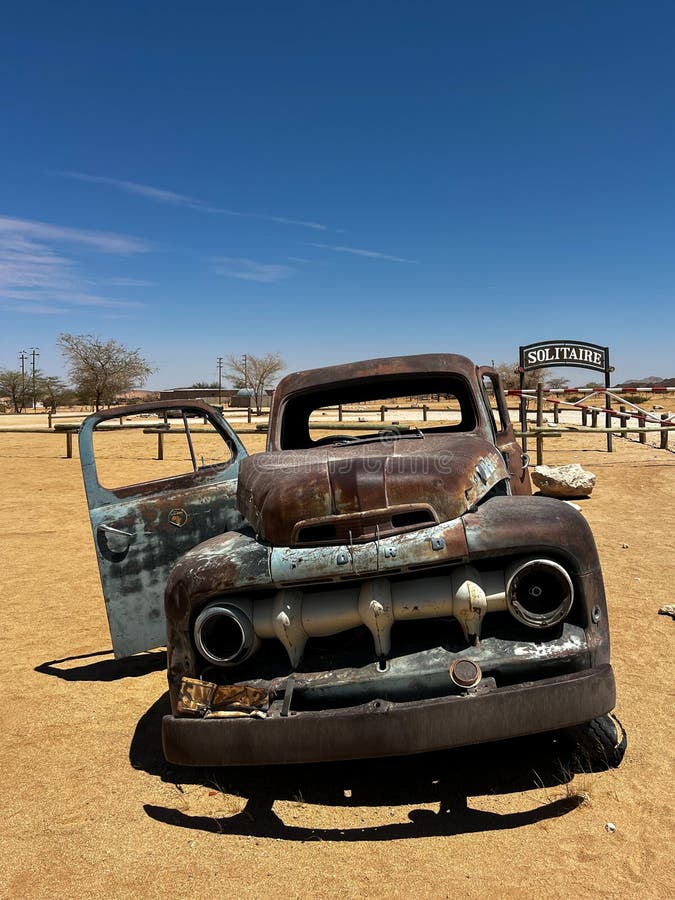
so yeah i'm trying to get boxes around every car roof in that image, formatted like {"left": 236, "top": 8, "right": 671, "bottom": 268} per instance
{"left": 274, "top": 353, "right": 478, "bottom": 398}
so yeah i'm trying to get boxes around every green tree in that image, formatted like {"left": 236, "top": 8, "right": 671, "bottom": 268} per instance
{"left": 58, "top": 333, "right": 154, "bottom": 411}
{"left": 39, "top": 376, "right": 76, "bottom": 413}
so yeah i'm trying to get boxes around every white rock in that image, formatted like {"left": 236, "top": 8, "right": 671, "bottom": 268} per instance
{"left": 531, "top": 464, "right": 596, "bottom": 498}
{"left": 658, "top": 604, "right": 675, "bottom": 619}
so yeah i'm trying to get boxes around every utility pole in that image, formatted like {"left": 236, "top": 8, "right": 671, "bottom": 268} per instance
{"left": 19, "top": 350, "right": 27, "bottom": 413}
{"left": 30, "top": 347, "right": 39, "bottom": 411}
{"left": 217, "top": 356, "right": 223, "bottom": 405}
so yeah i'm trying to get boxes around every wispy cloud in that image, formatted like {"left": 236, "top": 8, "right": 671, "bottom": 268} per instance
{"left": 0, "top": 214, "right": 151, "bottom": 254}
{"left": 303, "top": 242, "right": 416, "bottom": 263}
{"left": 59, "top": 171, "right": 328, "bottom": 231}
{"left": 0, "top": 215, "right": 151, "bottom": 315}
{"left": 60, "top": 171, "right": 209, "bottom": 210}
{"left": 1, "top": 288, "right": 142, "bottom": 308}
{"left": 1, "top": 302, "right": 70, "bottom": 315}
{"left": 212, "top": 257, "right": 295, "bottom": 283}
{"left": 103, "top": 277, "right": 154, "bottom": 287}
{"left": 0, "top": 234, "right": 78, "bottom": 293}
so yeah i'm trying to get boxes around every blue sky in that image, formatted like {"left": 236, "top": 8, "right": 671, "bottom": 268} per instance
{"left": 1, "top": 1, "right": 674, "bottom": 388}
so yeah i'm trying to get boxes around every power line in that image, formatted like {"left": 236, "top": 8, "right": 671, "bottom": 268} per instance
{"left": 30, "top": 347, "right": 39, "bottom": 411}
{"left": 217, "top": 356, "right": 223, "bottom": 405}
{"left": 19, "top": 350, "right": 27, "bottom": 414}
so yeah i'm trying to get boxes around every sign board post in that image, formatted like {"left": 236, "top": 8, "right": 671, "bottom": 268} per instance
{"left": 518, "top": 340, "right": 613, "bottom": 452}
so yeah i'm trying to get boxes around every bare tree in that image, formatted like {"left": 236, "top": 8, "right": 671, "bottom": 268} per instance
{"left": 0, "top": 369, "right": 26, "bottom": 413}
{"left": 58, "top": 333, "right": 154, "bottom": 411}
{"left": 224, "top": 352, "right": 285, "bottom": 414}
{"left": 493, "top": 362, "right": 532, "bottom": 391}
{"left": 545, "top": 375, "right": 570, "bottom": 390}
{"left": 493, "top": 362, "right": 568, "bottom": 391}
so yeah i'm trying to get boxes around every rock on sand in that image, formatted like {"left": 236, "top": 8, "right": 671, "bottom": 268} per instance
{"left": 531, "top": 463, "right": 596, "bottom": 498}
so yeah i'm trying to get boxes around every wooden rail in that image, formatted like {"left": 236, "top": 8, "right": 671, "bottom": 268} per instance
{"left": 2, "top": 420, "right": 673, "bottom": 461}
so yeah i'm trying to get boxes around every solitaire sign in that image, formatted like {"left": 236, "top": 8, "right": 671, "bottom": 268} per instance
{"left": 518, "top": 339, "right": 613, "bottom": 452}
{"left": 521, "top": 341, "right": 607, "bottom": 372}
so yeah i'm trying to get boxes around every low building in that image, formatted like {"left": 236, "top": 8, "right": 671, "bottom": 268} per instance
{"left": 230, "top": 387, "right": 255, "bottom": 408}
{"left": 158, "top": 387, "right": 275, "bottom": 407}
{"left": 158, "top": 388, "right": 237, "bottom": 404}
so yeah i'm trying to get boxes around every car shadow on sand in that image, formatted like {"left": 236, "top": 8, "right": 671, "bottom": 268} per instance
{"left": 35, "top": 649, "right": 167, "bottom": 682}
{"left": 133, "top": 692, "right": 589, "bottom": 841}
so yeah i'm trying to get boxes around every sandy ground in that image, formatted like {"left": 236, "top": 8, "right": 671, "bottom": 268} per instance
{"left": 0, "top": 422, "right": 674, "bottom": 899}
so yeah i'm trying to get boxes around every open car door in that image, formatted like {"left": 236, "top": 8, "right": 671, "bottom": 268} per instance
{"left": 79, "top": 400, "right": 249, "bottom": 658}
{"left": 478, "top": 367, "right": 532, "bottom": 495}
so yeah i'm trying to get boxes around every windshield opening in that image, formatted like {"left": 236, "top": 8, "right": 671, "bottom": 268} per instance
{"left": 279, "top": 374, "right": 477, "bottom": 449}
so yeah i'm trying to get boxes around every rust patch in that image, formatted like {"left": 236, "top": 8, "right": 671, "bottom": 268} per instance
{"left": 238, "top": 436, "right": 508, "bottom": 546}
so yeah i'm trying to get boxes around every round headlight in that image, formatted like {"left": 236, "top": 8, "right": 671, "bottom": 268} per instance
{"left": 194, "top": 602, "right": 259, "bottom": 666}
{"left": 506, "top": 558, "right": 574, "bottom": 628}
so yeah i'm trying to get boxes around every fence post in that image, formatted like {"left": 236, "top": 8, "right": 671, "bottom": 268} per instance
{"left": 591, "top": 409, "right": 598, "bottom": 428}
{"left": 157, "top": 431, "right": 164, "bottom": 460}
{"left": 552, "top": 401, "right": 559, "bottom": 424}
{"left": 536, "top": 381, "right": 544, "bottom": 467}
{"left": 48, "top": 410, "right": 53, "bottom": 428}
{"left": 660, "top": 414, "right": 669, "bottom": 450}
{"left": 247, "top": 405, "right": 252, "bottom": 424}
{"left": 638, "top": 413, "right": 647, "bottom": 444}
{"left": 338, "top": 404, "right": 343, "bottom": 422}
{"left": 380, "top": 405, "right": 386, "bottom": 422}
{"left": 620, "top": 405, "right": 628, "bottom": 437}
{"left": 422, "top": 404, "right": 428, "bottom": 422}
{"left": 66, "top": 431, "right": 73, "bottom": 459}
{"left": 581, "top": 408, "right": 588, "bottom": 427}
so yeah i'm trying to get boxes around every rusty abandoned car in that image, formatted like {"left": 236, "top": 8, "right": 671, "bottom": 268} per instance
{"left": 79, "top": 354, "right": 624, "bottom": 767}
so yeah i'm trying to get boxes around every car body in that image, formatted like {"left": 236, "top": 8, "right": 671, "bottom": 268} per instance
{"left": 80, "top": 353, "right": 616, "bottom": 766}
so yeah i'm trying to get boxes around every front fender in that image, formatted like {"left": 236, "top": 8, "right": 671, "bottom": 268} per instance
{"left": 165, "top": 530, "right": 272, "bottom": 629}
{"left": 463, "top": 496, "right": 601, "bottom": 575}
{"left": 463, "top": 496, "right": 610, "bottom": 665}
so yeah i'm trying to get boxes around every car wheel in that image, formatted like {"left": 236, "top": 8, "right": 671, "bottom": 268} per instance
{"left": 566, "top": 713, "right": 627, "bottom": 771}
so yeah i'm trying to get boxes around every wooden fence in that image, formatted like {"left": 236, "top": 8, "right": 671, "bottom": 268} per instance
{"left": 1, "top": 399, "right": 674, "bottom": 464}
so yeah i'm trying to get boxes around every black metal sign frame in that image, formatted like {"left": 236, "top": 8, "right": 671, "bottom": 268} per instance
{"left": 518, "top": 339, "right": 613, "bottom": 452}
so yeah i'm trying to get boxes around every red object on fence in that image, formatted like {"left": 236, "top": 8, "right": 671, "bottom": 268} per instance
{"left": 507, "top": 386, "right": 674, "bottom": 396}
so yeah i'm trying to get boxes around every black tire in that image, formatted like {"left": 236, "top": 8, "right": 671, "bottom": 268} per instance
{"left": 566, "top": 713, "right": 627, "bottom": 771}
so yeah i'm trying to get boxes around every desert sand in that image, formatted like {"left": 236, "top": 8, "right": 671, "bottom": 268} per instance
{"left": 0, "top": 422, "right": 673, "bottom": 899}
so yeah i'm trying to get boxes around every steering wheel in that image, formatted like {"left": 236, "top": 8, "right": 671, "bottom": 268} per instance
{"left": 313, "top": 434, "right": 360, "bottom": 446}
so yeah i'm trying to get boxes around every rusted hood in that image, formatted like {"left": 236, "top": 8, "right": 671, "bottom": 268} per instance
{"left": 237, "top": 434, "right": 509, "bottom": 546}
